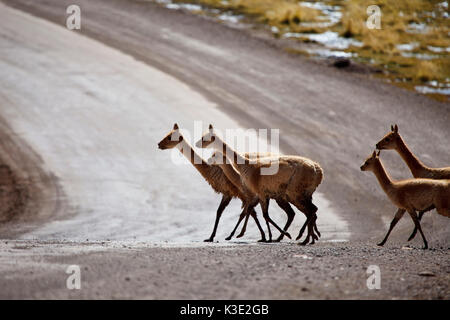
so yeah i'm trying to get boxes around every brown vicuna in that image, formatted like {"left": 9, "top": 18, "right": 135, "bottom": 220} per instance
{"left": 196, "top": 124, "right": 323, "bottom": 244}
{"left": 158, "top": 123, "right": 266, "bottom": 242}
{"left": 360, "top": 150, "right": 450, "bottom": 249}
{"left": 376, "top": 124, "right": 450, "bottom": 240}
{"left": 209, "top": 151, "right": 320, "bottom": 242}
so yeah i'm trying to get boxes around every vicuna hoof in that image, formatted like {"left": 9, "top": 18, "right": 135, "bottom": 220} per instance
{"left": 284, "top": 232, "right": 292, "bottom": 240}
{"left": 274, "top": 236, "right": 283, "bottom": 242}
{"left": 299, "top": 238, "right": 309, "bottom": 246}
{"left": 296, "top": 230, "right": 305, "bottom": 241}
{"left": 377, "top": 242, "right": 385, "bottom": 247}
{"left": 236, "top": 232, "right": 244, "bottom": 239}
{"left": 225, "top": 236, "right": 232, "bottom": 241}
{"left": 204, "top": 238, "right": 213, "bottom": 242}
{"left": 257, "top": 238, "right": 267, "bottom": 243}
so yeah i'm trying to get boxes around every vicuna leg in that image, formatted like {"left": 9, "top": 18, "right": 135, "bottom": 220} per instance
{"left": 407, "top": 210, "right": 428, "bottom": 249}
{"left": 307, "top": 201, "right": 320, "bottom": 243}
{"left": 205, "top": 195, "right": 232, "bottom": 242}
{"left": 292, "top": 200, "right": 309, "bottom": 241}
{"left": 259, "top": 198, "right": 292, "bottom": 242}
{"left": 378, "top": 208, "right": 405, "bottom": 246}
{"left": 249, "top": 206, "right": 266, "bottom": 242}
{"left": 297, "top": 215, "right": 320, "bottom": 241}
{"left": 236, "top": 213, "right": 251, "bottom": 238}
{"left": 225, "top": 204, "right": 248, "bottom": 241}
{"left": 407, "top": 206, "right": 434, "bottom": 241}
{"left": 274, "top": 199, "right": 296, "bottom": 242}
{"left": 238, "top": 199, "right": 298, "bottom": 241}
{"left": 236, "top": 206, "right": 254, "bottom": 238}
{"left": 236, "top": 199, "right": 259, "bottom": 238}
{"left": 300, "top": 201, "right": 318, "bottom": 245}
{"left": 293, "top": 199, "right": 318, "bottom": 244}
{"left": 259, "top": 198, "right": 272, "bottom": 242}
{"left": 305, "top": 213, "right": 318, "bottom": 245}
{"left": 227, "top": 203, "right": 267, "bottom": 242}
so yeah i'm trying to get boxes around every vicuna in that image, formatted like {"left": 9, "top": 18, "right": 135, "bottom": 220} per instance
{"left": 196, "top": 124, "right": 323, "bottom": 244}
{"left": 360, "top": 150, "right": 450, "bottom": 249}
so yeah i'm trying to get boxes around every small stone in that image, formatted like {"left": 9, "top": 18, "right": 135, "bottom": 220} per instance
{"left": 125, "top": 277, "right": 131, "bottom": 281}
{"left": 333, "top": 58, "right": 351, "bottom": 68}
{"left": 419, "top": 271, "right": 435, "bottom": 277}
{"left": 293, "top": 254, "right": 312, "bottom": 260}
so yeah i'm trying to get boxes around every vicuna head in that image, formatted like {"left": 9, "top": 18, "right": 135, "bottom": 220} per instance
{"left": 158, "top": 123, "right": 183, "bottom": 150}
{"left": 195, "top": 124, "right": 217, "bottom": 149}
{"left": 376, "top": 124, "right": 400, "bottom": 150}
{"left": 360, "top": 150, "right": 381, "bottom": 172}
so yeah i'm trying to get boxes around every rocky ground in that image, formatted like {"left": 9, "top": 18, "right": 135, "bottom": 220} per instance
{"left": 0, "top": 240, "right": 448, "bottom": 299}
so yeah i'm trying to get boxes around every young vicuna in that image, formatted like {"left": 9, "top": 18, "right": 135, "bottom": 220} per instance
{"left": 209, "top": 151, "right": 320, "bottom": 242}
{"left": 158, "top": 123, "right": 266, "bottom": 242}
{"left": 360, "top": 150, "right": 450, "bottom": 249}
{"left": 376, "top": 124, "right": 450, "bottom": 240}
{"left": 196, "top": 124, "right": 323, "bottom": 244}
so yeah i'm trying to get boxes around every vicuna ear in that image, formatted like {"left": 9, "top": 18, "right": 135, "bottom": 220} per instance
{"left": 376, "top": 150, "right": 381, "bottom": 157}
{"left": 391, "top": 124, "right": 394, "bottom": 131}
{"left": 173, "top": 123, "right": 179, "bottom": 130}
{"left": 372, "top": 150, "right": 377, "bottom": 158}
{"left": 209, "top": 124, "right": 213, "bottom": 131}
{"left": 394, "top": 124, "right": 398, "bottom": 133}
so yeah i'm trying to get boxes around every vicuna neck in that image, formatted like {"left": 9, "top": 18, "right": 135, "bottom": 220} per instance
{"left": 214, "top": 136, "right": 248, "bottom": 168}
{"left": 395, "top": 135, "right": 428, "bottom": 177}
{"left": 177, "top": 139, "right": 210, "bottom": 175}
{"left": 371, "top": 159, "right": 394, "bottom": 194}
{"left": 217, "top": 159, "right": 242, "bottom": 190}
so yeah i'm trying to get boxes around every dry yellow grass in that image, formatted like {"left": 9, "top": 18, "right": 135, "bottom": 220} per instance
{"left": 179, "top": 0, "right": 321, "bottom": 25}
{"left": 173, "top": 0, "right": 449, "bottom": 100}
